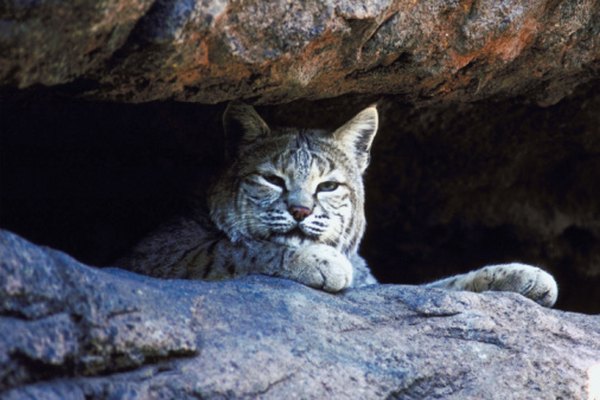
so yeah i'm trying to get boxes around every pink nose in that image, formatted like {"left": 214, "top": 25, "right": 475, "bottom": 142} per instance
{"left": 289, "top": 205, "right": 312, "bottom": 221}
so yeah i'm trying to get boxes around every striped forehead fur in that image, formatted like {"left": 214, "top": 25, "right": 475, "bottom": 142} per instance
{"left": 236, "top": 128, "right": 364, "bottom": 178}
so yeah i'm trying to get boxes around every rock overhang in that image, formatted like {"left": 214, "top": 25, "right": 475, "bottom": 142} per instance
{"left": 0, "top": 0, "right": 598, "bottom": 105}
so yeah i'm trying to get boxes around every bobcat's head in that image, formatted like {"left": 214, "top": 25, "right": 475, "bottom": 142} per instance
{"left": 208, "top": 103, "right": 378, "bottom": 255}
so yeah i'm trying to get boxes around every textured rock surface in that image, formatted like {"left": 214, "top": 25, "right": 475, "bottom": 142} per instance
{"left": 1, "top": 0, "right": 599, "bottom": 104}
{"left": 2, "top": 230, "right": 600, "bottom": 398}
{"left": 0, "top": 231, "right": 198, "bottom": 391}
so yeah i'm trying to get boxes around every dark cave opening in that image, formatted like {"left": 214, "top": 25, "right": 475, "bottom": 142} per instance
{"left": 1, "top": 85, "right": 599, "bottom": 313}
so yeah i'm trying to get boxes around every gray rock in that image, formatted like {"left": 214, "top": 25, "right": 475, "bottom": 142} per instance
{"left": 1, "top": 229, "right": 599, "bottom": 399}
{"left": 0, "top": 229, "right": 198, "bottom": 389}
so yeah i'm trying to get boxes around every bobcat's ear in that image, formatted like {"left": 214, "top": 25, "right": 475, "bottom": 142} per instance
{"left": 333, "top": 105, "right": 378, "bottom": 172}
{"left": 223, "top": 101, "right": 271, "bottom": 159}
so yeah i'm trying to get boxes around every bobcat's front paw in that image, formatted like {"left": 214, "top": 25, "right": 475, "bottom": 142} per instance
{"left": 288, "top": 244, "right": 353, "bottom": 292}
{"left": 475, "top": 263, "right": 558, "bottom": 307}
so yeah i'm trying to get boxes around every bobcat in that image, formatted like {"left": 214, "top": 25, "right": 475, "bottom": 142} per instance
{"left": 119, "top": 102, "right": 558, "bottom": 307}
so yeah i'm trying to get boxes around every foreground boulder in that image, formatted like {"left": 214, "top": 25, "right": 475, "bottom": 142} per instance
{"left": 1, "top": 229, "right": 599, "bottom": 398}
{"left": 1, "top": 0, "right": 598, "bottom": 104}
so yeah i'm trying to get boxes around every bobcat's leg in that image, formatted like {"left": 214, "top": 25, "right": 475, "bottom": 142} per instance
{"left": 121, "top": 232, "right": 354, "bottom": 292}
{"left": 424, "top": 263, "right": 558, "bottom": 307}
{"left": 208, "top": 240, "right": 354, "bottom": 293}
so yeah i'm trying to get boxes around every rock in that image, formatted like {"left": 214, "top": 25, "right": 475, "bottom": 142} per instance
{"left": 2, "top": 230, "right": 599, "bottom": 398}
{"left": 0, "top": 230, "right": 198, "bottom": 391}
{"left": 0, "top": 0, "right": 154, "bottom": 87}
{"left": 1, "top": 0, "right": 598, "bottom": 104}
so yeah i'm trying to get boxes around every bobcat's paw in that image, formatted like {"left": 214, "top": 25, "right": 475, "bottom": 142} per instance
{"left": 289, "top": 244, "right": 353, "bottom": 292}
{"left": 475, "top": 263, "right": 558, "bottom": 307}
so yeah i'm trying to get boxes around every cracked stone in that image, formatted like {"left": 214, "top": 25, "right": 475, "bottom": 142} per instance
{"left": 1, "top": 230, "right": 599, "bottom": 398}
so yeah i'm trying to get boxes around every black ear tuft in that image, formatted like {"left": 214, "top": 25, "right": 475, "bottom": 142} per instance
{"left": 333, "top": 105, "right": 379, "bottom": 172}
{"left": 222, "top": 102, "right": 270, "bottom": 160}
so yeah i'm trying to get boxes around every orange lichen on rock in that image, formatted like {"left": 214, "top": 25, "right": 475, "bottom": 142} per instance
{"left": 0, "top": 0, "right": 597, "bottom": 104}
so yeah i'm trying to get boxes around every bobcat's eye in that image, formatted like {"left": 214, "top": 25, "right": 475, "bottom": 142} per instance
{"left": 263, "top": 175, "right": 286, "bottom": 189}
{"left": 317, "top": 181, "right": 339, "bottom": 192}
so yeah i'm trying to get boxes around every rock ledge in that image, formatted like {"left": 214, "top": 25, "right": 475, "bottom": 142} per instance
{"left": 1, "top": 230, "right": 599, "bottom": 399}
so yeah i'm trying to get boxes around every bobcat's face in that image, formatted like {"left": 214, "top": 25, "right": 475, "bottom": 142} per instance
{"left": 235, "top": 133, "right": 360, "bottom": 251}
{"left": 209, "top": 104, "right": 378, "bottom": 255}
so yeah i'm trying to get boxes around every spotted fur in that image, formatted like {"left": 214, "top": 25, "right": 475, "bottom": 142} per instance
{"left": 119, "top": 103, "right": 558, "bottom": 307}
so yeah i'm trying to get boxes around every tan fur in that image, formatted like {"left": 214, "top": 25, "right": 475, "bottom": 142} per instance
{"left": 118, "top": 103, "right": 558, "bottom": 307}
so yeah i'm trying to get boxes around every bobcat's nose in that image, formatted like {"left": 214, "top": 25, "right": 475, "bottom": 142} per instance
{"left": 289, "top": 205, "right": 312, "bottom": 222}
